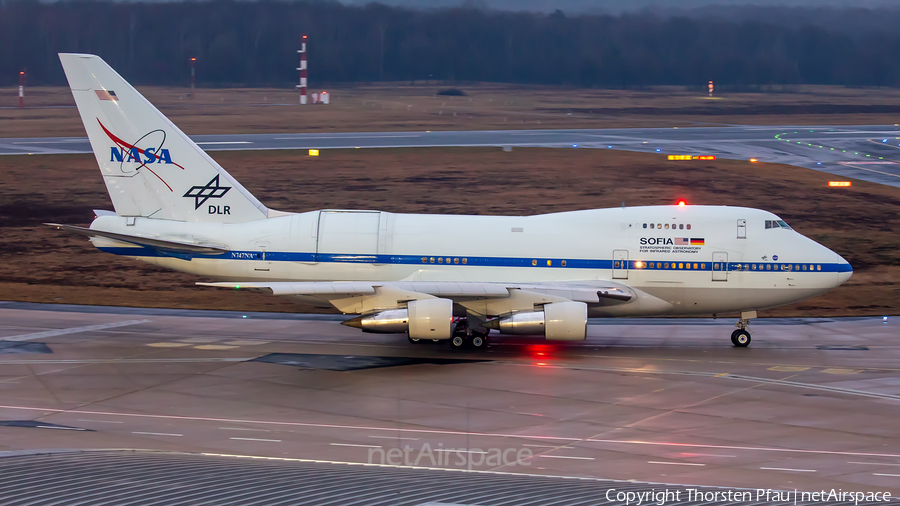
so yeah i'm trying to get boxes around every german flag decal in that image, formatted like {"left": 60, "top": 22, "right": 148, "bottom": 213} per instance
{"left": 690, "top": 238, "right": 705, "bottom": 245}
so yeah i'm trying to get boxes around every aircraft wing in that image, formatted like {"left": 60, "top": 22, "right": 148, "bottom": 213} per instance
{"left": 47, "top": 223, "right": 229, "bottom": 255}
{"left": 198, "top": 280, "right": 636, "bottom": 312}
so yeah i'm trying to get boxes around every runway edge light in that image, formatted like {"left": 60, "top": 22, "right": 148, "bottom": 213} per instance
{"left": 309, "top": 149, "right": 319, "bottom": 157}
{"left": 828, "top": 181, "right": 851, "bottom": 187}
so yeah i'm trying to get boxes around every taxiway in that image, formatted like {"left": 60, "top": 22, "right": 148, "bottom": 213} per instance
{"left": 0, "top": 302, "right": 898, "bottom": 499}
{"left": 3, "top": 125, "right": 900, "bottom": 187}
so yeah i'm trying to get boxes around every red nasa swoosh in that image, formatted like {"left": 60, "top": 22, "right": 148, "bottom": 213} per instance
{"left": 98, "top": 118, "right": 186, "bottom": 192}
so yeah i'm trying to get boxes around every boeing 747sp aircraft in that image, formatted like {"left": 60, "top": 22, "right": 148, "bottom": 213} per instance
{"left": 50, "top": 53, "right": 852, "bottom": 349}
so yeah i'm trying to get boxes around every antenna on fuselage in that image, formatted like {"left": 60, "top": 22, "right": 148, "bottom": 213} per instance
{"left": 621, "top": 202, "right": 625, "bottom": 208}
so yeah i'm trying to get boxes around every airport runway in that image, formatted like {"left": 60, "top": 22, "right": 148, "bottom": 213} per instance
{"left": 3, "top": 125, "right": 900, "bottom": 187}
{"left": 0, "top": 302, "right": 898, "bottom": 502}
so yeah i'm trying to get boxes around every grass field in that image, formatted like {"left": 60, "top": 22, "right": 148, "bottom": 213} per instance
{"left": 1, "top": 147, "right": 897, "bottom": 317}
{"left": 4, "top": 84, "right": 900, "bottom": 138}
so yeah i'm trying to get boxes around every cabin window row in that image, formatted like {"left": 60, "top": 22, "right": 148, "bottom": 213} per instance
{"left": 420, "top": 257, "right": 570, "bottom": 267}
{"left": 629, "top": 262, "right": 824, "bottom": 271}
{"left": 732, "top": 263, "right": 821, "bottom": 271}
{"left": 422, "top": 257, "right": 468, "bottom": 264}
{"left": 632, "top": 261, "right": 706, "bottom": 270}
{"left": 643, "top": 223, "right": 691, "bottom": 230}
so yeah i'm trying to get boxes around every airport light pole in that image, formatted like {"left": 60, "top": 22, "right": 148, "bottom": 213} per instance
{"left": 189, "top": 57, "right": 197, "bottom": 99}
{"left": 18, "top": 70, "right": 25, "bottom": 109}
{"left": 708, "top": 80, "right": 714, "bottom": 97}
{"left": 297, "top": 35, "right": 307, "bottom": 105}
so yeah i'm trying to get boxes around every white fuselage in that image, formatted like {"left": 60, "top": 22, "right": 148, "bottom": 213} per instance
{"left": 89, "top": 205, "right": 852, "bottom": 317}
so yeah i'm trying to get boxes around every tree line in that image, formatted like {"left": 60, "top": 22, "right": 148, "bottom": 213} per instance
{"left": 3, "top": 0, "right": 900, "bottom": 88}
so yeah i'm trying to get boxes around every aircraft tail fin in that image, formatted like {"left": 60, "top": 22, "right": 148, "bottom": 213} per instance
{"left": 58, "top": 53, "right": 268, "bottom": 223}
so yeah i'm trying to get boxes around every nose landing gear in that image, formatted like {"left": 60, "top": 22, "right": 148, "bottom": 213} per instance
{"left": 731, "top": 329, "right": 751, "bottom": 347}
{"left": 731, "top": 310, "right": 756, "bottom": 347}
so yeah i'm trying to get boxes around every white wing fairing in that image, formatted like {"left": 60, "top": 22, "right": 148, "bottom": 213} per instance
{"left": 53, "top": 53, "right": 854, "bottom": 348}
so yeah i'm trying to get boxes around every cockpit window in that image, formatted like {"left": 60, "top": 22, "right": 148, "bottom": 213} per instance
{"left": 765, "top": 219, "right": 791, "bottom": 230}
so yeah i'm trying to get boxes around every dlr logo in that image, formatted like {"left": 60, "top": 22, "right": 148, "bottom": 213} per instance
{"left": 209, "top": 205, "right": 231, "bottom": 215}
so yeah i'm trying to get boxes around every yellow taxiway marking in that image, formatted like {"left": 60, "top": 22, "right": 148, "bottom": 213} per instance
{"left": 768, "top": 366, "right": 811, "bottom": 372}
{"left": 147, "top": 342, "right": 191, "bottom": 348}
{"left": 713, "top": 373, "right": 729, "bottom": 377}
{"left": 194, "top": 345, "right": 237, "bottom": 350}
{"left": 821, "top": 368, "right": 863, "bottom": 375}
{"left": 223, "top": 340, "right": 270, "bottom": 346}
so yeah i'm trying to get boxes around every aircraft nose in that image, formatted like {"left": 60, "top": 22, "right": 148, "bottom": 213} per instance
{"left": 835, "top": 252, "right": 852, "bottom": 286}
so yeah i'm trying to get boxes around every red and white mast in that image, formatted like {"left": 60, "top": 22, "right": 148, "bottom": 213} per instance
{"left": 297, "top": 35, "right": 307, "bottom": 105}
{"left": 18, "top": 70, "right": 25, "bottom": 109}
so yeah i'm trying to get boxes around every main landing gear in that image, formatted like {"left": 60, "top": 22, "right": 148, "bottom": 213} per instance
{"left": 731, "top": 310, "right": 757, "bottom": 347}
{"left": 407, "top": 318, "right": 490, "bottom": 350}
{"left": 450, "top": 330, "right": 489, "bottom": 350}
{"left": 448, "top": 318, "right": 489, "bottom": 350}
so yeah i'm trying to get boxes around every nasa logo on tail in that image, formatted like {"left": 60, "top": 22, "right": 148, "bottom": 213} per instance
{"left": 110, "top": 146, "right": 173, "bottom": 164}
{"left": 97, "top": 118, "right": 185, "bottom": 192}
{"left": 183, "top": 175, "right": 232, "bottom": 214}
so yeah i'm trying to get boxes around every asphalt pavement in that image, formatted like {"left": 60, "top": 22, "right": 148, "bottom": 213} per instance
{"left": 1, "top": 303, "right": 899, "bottom": 497}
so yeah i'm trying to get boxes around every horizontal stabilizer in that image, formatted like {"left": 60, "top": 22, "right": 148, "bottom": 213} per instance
{"left": 47, "top": 223, "right": 228, "bottom": 255}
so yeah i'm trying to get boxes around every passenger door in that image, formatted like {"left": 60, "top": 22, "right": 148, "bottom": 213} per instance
{"left": 712, "top": 251, "right": 728, "bottom": 281}
{"left": 253, "top": 240, "right": 271, "bottom": 273}
{"left": 612, "top": 249, "right": 628, "bottom": 279}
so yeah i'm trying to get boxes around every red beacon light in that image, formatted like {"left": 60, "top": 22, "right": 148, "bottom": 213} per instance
{"left": 677, "top": 200, "right": 687, "bottom": 207}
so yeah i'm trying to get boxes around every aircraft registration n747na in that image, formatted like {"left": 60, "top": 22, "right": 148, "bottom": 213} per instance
{"left": 51, "top": 53, "right": 852, "bottom": 349}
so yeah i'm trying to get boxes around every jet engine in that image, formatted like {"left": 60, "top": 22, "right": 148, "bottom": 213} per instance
{"left": 341, "top": 298, "right": 453, "bottom": 340}
{"left": 483, "top": 301, "right": 587, "bottom": 341}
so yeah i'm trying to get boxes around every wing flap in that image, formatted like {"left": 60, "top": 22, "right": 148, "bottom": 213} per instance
{"left": 197, "top": 281, "right": 628, "bottom": 301}
{"left": 197, "top": 281, "right": 377, "bottom": 296}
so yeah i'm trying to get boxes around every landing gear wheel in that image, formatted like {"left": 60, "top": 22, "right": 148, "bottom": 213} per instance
{"left": 731, "top": 329, "right": 751, "bottom": 347}
{"left": 408, "top": 336, "right": 421, "bottom": 344}
{"left": 470, "top": 334, "right": 487, "bottom": 349}
{"left": 450, "top": 335, "right": 467, "bottom": 349}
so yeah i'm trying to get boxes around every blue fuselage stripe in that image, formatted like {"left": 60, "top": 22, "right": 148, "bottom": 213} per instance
{"left": 96, "top": 247, "right": 852, "bottom": 273}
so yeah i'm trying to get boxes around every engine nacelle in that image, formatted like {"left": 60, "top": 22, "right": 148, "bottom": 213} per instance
{"left": 486, "top": 301, "right": 587, "bottom": 341}
{"left": 343, "top": 298, "right": 453, "bottom": 339}
{"left": 355, "top": 308, "right": 409, "bottom": 334}
{"left": 544, "top": 301, "right": 587, "bottom": 340}
{"left": 407, "top": 298, "right": 453, "bottom": 339}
